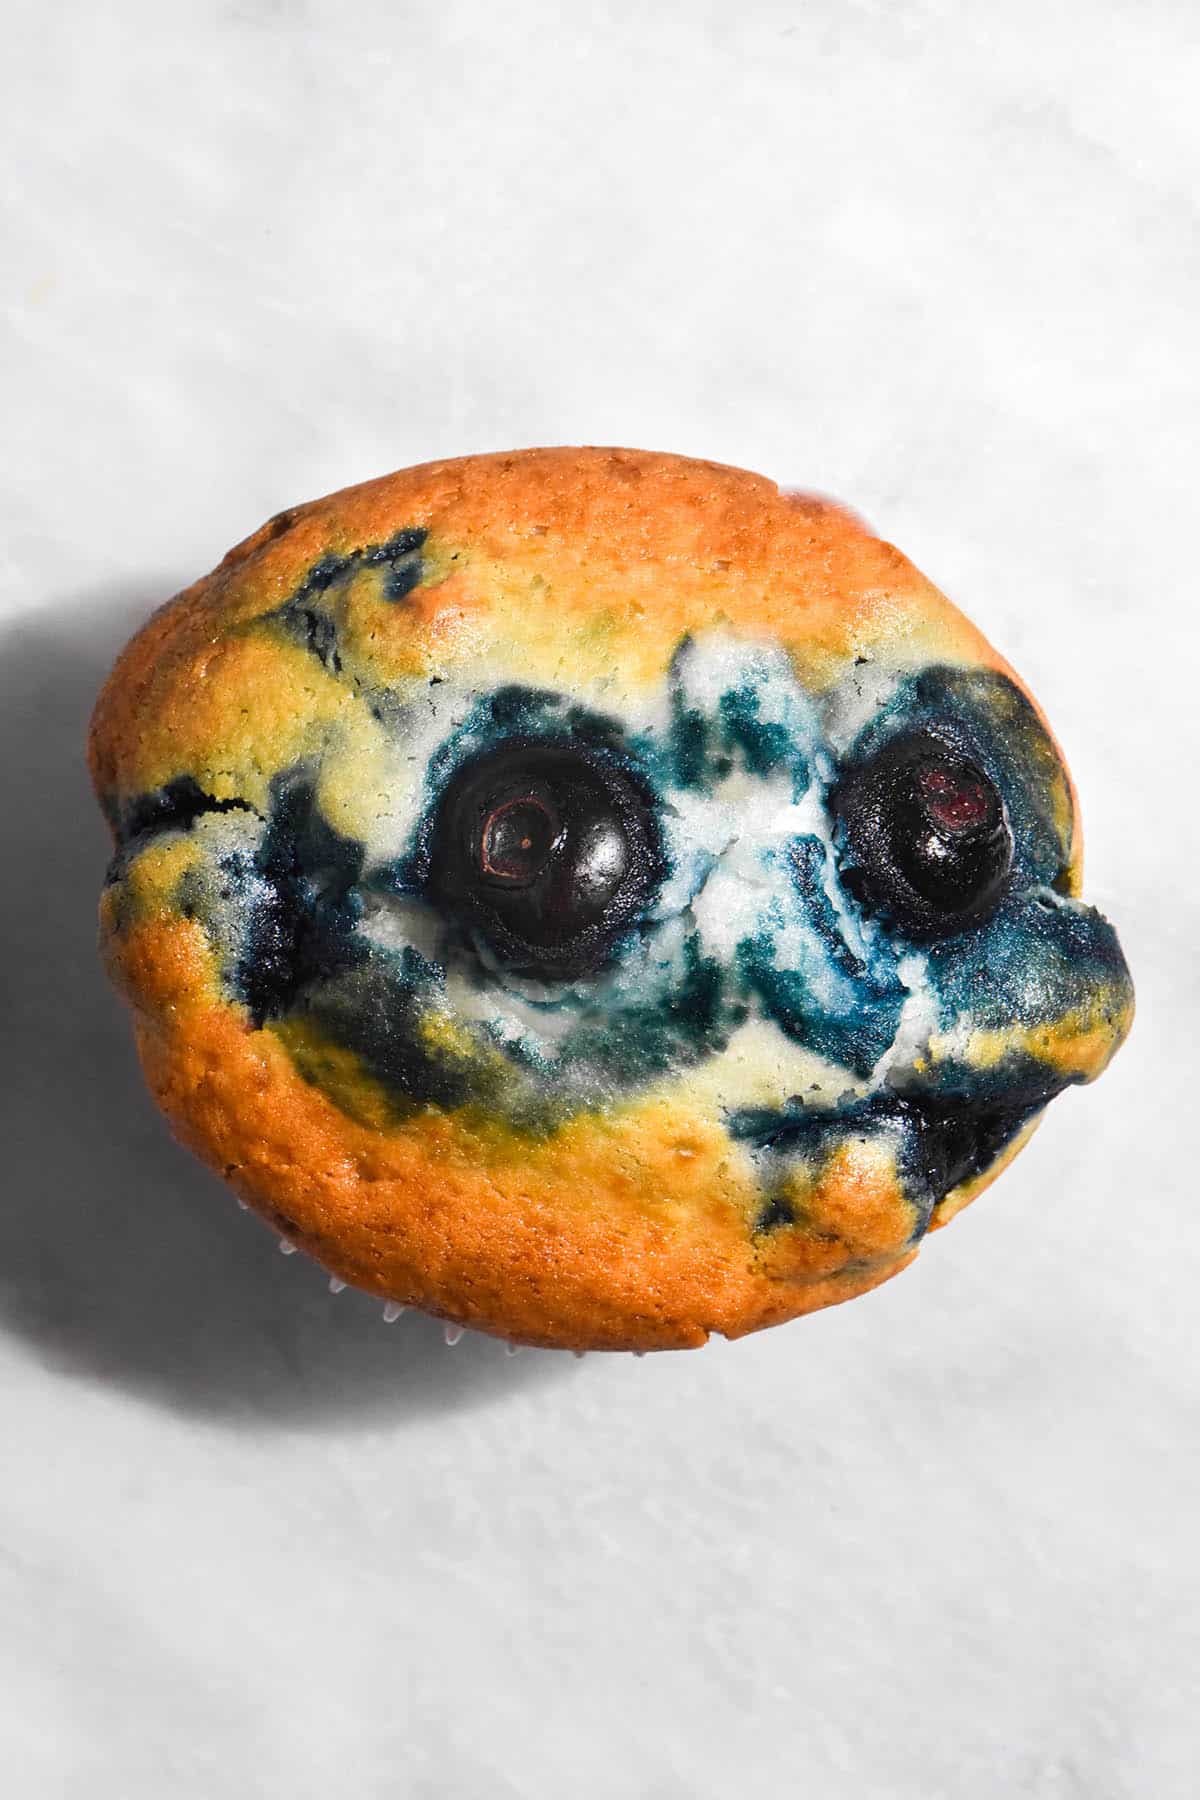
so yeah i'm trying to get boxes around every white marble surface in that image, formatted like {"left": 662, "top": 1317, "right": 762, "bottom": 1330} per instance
{"left": 2, "top": 3, "right": 1197, "bottom": 1794}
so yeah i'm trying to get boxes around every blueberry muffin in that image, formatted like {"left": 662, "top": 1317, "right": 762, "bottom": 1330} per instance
{"left": 89, "top": 448, "right": 1133, "bottom": 1351}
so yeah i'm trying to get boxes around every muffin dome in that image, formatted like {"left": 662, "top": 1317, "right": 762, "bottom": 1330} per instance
{"left": 89, "top": 448, "right": 1133, "bottom": 1350}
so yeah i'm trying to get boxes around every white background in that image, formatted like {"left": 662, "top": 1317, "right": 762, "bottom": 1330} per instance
{"left": 2, "top": 3, "right": 1197, "bottom": 1794}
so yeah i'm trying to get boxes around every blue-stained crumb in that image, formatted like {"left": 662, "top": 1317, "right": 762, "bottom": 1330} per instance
{"left": 268, "top": 527, "right": 430, "bottom": 674}
{"left": 422, "top": 686, "right": 635, "bottom": 771}
{"left": 290, "top": 606, "right": 342, "bottom": 674}
{"left": 734, "top": 836, "right": 907, "bottom": 1077}
{"left": 733, "top": 1089, "right": 1042, "bottom": 1233}
{"left": 548, "top": 930, "right": 730, "bottom": 1087}
{"left": 663, "top": 637, "right": 816, "bottom": 795}
{"left": 232, "top": 770, "right": 368, "bottom": 1026}
{"left": 717, "top": 686, "right": 794, "bottom": 780}
{"left": 106, "top": 777, "right": 260, "bottom": 887}
{"left": 754, "top": 1191, "right": 798, "bottom": 1233}
{"left": 738, "top": 928, "right": 904, "bottom": 1079}
{"left": 787, "top": 837, "right": 868, "bottom": 980}
{"left": 915, "top": 892, "right": 1133, "bottom": 1099}
{"left": 476, "top": 684, "right": 562, "bottom": 731}
{"left": 369, "top": 529, "right": 429, "bottom": 602}
{"left": 118, "top": 776, "right": 259, "bottom": 849}
{"left": 292, "top": 527, "right": 428, "bottom": 610}
{"left": 291, "top": 958, "right": 489, "bottom": 1114}
{"left": 667, "top": 700, "right": 710, "bottom": 790}
{"left": 106, "top": 634, "right": 1130, "bottom": 1213}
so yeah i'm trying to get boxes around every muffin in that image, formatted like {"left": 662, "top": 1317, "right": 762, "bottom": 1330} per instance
{"left": 89, "top": 447, "right": 1133, "bottom": 1351}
